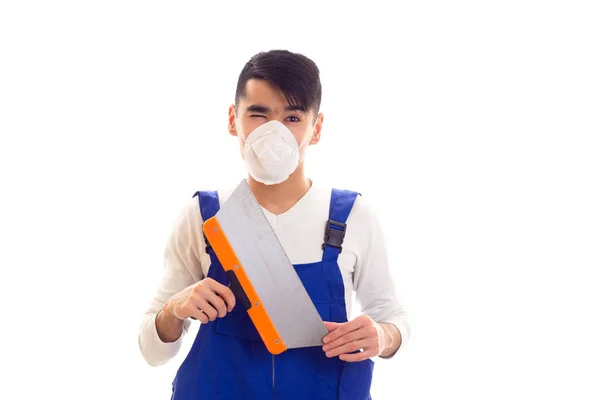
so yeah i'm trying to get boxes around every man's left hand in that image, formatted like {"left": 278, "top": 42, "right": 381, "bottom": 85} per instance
{"left": 322, "top": 315, "right": 396, "bottom": 362}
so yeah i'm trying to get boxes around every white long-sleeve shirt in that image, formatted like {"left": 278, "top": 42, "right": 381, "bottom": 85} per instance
{"left": 138, "top": 181, "right": 410, "bottom": 366}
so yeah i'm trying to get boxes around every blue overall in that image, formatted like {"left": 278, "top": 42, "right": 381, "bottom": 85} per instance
{"left": 170, "top": 188, "right": 374, "bottom": 399}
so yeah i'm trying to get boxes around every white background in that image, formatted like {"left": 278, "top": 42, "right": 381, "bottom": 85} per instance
{"left": 1, "top": 1, "right": 599, "bottom": 399}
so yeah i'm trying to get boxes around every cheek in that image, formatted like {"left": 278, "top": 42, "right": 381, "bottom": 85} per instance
{"left": 239, "top": 118, "right": 264, "bottom": 139}
{"left": 286, "top": 124, "right": 312, "bottom": 145}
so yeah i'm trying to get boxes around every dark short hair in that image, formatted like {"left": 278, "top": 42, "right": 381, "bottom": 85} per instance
{"left": 235, "top": 50, "right": 322, "bottom": 115}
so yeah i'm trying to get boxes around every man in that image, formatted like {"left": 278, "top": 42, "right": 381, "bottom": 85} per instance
{"left": 138, "top": 49, "right": 410, "bottom": 399}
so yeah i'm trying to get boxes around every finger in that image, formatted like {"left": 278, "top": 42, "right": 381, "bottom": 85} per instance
{"left": 322, "top": 322, "right": 341, "bottom": 344}
{"left": 323, "top": 321, "right": 341, "bottom": 332}
{"left": 195, "top": 299, "right": 218, "bottom": 321}
{"left": 322, "top": 327, "right": 369, "bottom": 352}
{"left": 209, "top": 281, "right": 237, "bottom": 312}
{"left": 323, "top": 318, "right": 365, "bottom": 344}
{"left": 204, "top": 290, "right": 228, "bottom": 318}
{"left": 340, "top": 347, "right": 378, "bottom": 362}
{"left": 189, "top": 307, "right": 209, "bottom": 324}
{"left": 325, "top": 339, "right": 374, "bottom": 358}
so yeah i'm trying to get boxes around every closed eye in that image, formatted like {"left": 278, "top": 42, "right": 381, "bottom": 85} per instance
{"left": 250, "top": 114, "right": 267, "bottom": 119}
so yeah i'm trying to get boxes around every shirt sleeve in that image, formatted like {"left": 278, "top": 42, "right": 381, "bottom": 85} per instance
{"left": 138, "top": 197, "right": 206, "bottom": 366}
{"left": 351, "top": 196, "right": 411, "bottom": 359}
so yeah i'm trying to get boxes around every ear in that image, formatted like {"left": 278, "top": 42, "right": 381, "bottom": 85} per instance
{"left": 310, "top": 112, "right": 324, "bottom": 145}
{"left": 228, "top": 104, "right": 238, "bottom": 137}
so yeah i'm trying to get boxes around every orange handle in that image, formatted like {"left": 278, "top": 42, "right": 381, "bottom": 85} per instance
{"left": 203, "top": 216, "right": 287, "bottom": 355}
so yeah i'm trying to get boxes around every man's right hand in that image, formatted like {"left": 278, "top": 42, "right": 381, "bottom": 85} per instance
{"left": 166, "top": 277, "right": 236, "bottom": 323}
{"left": 156, "top": 278, "right": 236, "bottom": 343}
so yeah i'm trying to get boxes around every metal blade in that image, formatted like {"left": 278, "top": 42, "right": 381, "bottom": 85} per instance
{"left": 215, "top": 179, "right": 329, "bottom": 348}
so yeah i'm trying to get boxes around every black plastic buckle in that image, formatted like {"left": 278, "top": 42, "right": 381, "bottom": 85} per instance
{"left": 322, "top": 219, "right": 347, "bottom": 252}
{"left": 202, "top": 232, "right": 212, "bottom": 254}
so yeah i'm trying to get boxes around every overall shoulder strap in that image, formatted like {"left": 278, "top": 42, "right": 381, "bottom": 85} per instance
{"left": 192, "top": 190, "right": 220, "bottom": 254}
{"left": 193, "top": 190, "right": 220, "bottom": 221}
{"left": 322, "top": 189, "right": 361, "bottom": 263}
{"left": 192, "top": 190, "right": 229, "bottom": 286}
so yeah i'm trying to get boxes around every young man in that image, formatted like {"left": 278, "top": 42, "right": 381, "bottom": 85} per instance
{"left": 138, "top": 49, "right": 410, "bottom": 399}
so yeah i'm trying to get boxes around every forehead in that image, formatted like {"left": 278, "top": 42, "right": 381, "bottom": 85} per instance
{"left": 239, "top": 79, "right": 313, "bottom": 116}
{"left": 240, "top": 79, "right": 288, "bottom": 108}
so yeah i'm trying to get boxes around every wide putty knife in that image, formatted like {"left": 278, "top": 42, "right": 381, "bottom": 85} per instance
{"left": 202, "top": 179, "right": 329, "bottom": 355}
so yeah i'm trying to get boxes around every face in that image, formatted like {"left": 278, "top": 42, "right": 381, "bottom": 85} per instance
{"left": 228, "top": 79, "right": 323, "bottom": 160}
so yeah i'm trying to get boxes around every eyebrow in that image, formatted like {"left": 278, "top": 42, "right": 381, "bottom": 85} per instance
{"left": 246, "top": 104, "right": 271, "bottom": 113}
{"left": 246, "top": 104, "right": 307, "bottom": 113}
{"left": 285, "top": 105, "right": 307, "bottom": 112}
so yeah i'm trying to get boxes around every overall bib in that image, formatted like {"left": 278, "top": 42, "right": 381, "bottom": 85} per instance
{"left": 171, "top": 188, "right": 374, "bottom": 399}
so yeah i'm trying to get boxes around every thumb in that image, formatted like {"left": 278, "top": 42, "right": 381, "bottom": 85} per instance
{"left": 323, "top": 321, "right": 341, "bottom": 332}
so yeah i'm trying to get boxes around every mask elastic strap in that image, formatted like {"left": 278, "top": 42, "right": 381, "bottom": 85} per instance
{"left": 297, "top": 130, "right": 314, "bottom": 152}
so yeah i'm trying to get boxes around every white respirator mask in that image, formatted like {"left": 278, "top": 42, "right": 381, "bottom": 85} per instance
{"left": 240, "top": 120, "right": 312, "bottom": 185}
